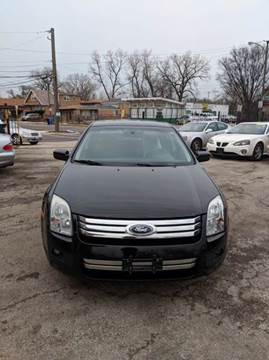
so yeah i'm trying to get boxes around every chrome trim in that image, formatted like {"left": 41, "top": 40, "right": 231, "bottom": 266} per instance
{"left": 162, "top": 258, "right": 196, "bottom": 265}
{"left": 79, "top": 216, "right": 200, "bottom": 226}
{"left": 83, "top": 258, "right": 197, "bottom": 271}
{"left": 78, "top": 216, "right": 201, "bottom": 239}
{"left": 80, "top": 228, "right": 200, "bottom": 239}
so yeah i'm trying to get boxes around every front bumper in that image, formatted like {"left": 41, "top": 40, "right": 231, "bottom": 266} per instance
{"left": 207, "top": 143, "right": 253, "bottom": 157}
{"left": 41, "top": 214, "right": 228, "bottom": 280}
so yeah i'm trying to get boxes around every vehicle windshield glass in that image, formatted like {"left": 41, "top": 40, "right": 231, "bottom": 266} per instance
{"left": 180, "top": 122, "right": 207, "bottom": 132}
{"left": 74, "top": 126, "right": 194, "bottom": 166}
{"left": 227, "top": 123, "right": 267, "bottom": 135}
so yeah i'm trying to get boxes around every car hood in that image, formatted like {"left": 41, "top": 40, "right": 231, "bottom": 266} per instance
{"left": 54, "top": 163, "right": 219, "bottom": 219}
{"left": 212, "top": 133, "right": 262, "bottom": 142}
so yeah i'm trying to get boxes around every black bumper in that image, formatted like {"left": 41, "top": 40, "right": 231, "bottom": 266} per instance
{"left": 41, "top": 216, "right": 227, "bottom": 280}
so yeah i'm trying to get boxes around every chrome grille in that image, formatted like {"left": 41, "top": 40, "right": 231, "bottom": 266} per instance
{"left": 83, "top": 257, "right": 197, "bottom": 271}
{"left": 78, "top": 216, "right": 201, "bottom": 239}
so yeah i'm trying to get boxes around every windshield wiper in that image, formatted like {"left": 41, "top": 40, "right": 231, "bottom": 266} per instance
{"left": 73, "top": 159, "right": 104, "bottom": 166}
{"left": 135, "top": 163, "right": 178, "bottom": 167}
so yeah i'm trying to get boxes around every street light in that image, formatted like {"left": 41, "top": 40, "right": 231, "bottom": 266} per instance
{"left": 248, "top": 40, "right": 269, "bottom": 121}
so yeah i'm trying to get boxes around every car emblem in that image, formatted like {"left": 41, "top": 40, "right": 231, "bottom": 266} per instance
{"left": 127, "top": 223, "right": 155, "bottom": 236}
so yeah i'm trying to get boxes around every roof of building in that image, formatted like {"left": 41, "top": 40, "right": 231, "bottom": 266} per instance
{"left": 121, "top": 97, "right": 185, "bottom": 106}
{"left": 24, "top": 89, "right": 54, "bottom": 106}
{"left": 0, "top": 98, "right": 25, "bottom": 107}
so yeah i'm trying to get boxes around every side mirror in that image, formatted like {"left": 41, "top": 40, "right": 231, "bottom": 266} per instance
{"left": 205, "top": 128, "right": 213, "bottom": 133}
{"left": 53, "top": 149, "right": 70, "bottom": 161}
{"left": 196, "top": 150, "right": 210, "bottom": 162}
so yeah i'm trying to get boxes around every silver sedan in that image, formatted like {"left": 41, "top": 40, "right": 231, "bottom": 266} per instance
{"left": 0, "top": 134, "right": 15, "bottom": 168}
{"left": 177, "top": 121, "right": 229, "bottom": 152}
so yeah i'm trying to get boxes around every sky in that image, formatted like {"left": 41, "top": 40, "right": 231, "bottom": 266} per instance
{"left": 0, "top": 0, "right": 268, "bottom": 98}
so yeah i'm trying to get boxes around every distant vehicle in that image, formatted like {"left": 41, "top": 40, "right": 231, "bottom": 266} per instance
{"left": 0, "top": 134, "right": 15, "bottom": 168}
{"left": 41, "top": 120, "right": 228, "bottom": 279}
{"left": 207, "top": 122, "right": 269, "bottom": 161}
{"left": 21, "top": 113, "right": 41, "bottom": 121}
{"left": 9, "top": 121, "right": 42, "bottom": 145}
{"left": 179, "top": 121, "right": 229, "bottom": 152}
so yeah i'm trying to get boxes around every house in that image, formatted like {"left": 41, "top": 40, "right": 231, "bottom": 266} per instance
{"left": 0, "top": 98, "right": 25, "bottom": 120}
{"left": 121, "top": 97, "right": 185, "bottom": 122}
{"left": 24, "top": 89, "right": 81, "bottom": 119}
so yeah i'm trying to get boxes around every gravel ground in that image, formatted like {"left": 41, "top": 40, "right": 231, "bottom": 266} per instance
{"left": 0, "top": 139, "right": 269, "bottom": 360}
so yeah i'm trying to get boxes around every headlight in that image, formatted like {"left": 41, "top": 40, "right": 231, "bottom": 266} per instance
{"left": 50, "top": 194, "right": 73, "bottom": 236}
{"left": 208, "top": 138, "right": 215, "bottom": 144}
{"left": 233, "top": 140, "right": 250, "bottom": 146}
{"left": 206, "top": 195, "right": 225, "bottom": 237}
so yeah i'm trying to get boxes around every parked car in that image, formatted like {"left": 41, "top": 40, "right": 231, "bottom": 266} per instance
{"left": 207, "top": 122, "right": 269, "bottom": 161}
{"left": 0, "top": 134, "right": 15, "bottom": 168}
{"left": 21, "top": 113, "right": 41, "bottom": 121}
{"left": 41, "top": 120, "right": 228, "bottom": 280}
{"left": 178, "top": 121, "right": 229, "bottom": 152}
{"left": 9, "top": 121, "right": 42, "bottom": 145}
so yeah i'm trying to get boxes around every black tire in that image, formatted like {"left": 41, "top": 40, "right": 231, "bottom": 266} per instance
{"left": 251, "top": 143, "right": 263, "bottom": 161}
{"left": 29, "top": 141, "right": 38, "bottom": 145}
{"left": 11, "top": 133, "right": 22, "bottom": 145}
{"left": 191, "top": 138, "right": 202, "bottom": 153}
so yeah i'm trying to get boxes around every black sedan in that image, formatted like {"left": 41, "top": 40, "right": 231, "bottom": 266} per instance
{"left": 41, "top": 120, "right": 228, "bottom": 279}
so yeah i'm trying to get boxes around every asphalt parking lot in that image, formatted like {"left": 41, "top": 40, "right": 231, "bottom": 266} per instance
{"left": 1, "top": 137, "right": 269, "bottom": 360}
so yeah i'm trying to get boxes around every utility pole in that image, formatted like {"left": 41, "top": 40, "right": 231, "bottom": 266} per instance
{"left": 49, "top": 27, "right": 60, "bottom": 132}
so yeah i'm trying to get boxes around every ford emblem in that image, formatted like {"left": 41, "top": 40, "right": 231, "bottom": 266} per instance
{"left": 127, "top": 223, "right": 155, "bottom": 236}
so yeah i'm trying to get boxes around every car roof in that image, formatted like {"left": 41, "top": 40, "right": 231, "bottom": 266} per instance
{"left": 237, "top": 122, "right": 269, "bottom": 125}
{"left": 91, "top": 120, "right": 172, "bottom": 128}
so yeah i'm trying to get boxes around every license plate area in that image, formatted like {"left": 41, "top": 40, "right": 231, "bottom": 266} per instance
{"left": 216, "top": 147, "right": 224, "bottom": 153}
{"left": 123, "top": 256, "right": 162, "bottom": 274}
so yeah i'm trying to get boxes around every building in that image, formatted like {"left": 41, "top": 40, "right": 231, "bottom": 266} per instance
{"left": 186, "top": 102, "right": 229, "bottom": 117}
{"left": 122, "top": 97, "right": 185, "bottom": 122}
{"left": 0, "top": 98, "right": 25, "bottom": 120}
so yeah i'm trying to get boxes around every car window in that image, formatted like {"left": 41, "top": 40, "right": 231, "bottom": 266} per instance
{"left": 217, "top": 122, "right": 228, "bottom": 131}
{"left": 227, "top": 123, "right": 267, "bottom": 135}
{"left": 180, "top": 122, "right": 207, "bottom": 132}
{"left": 206, "top": 122, "right": 218, "bottom": 131}
{"left": 266, "top": 126, "right": 269, "bottom": 134}
{"left": 74, "top": 126, "right": 195, "bottom": 166}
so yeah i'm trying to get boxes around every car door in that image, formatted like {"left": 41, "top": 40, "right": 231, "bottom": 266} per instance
{"left": 216, "top": 122, "right": 229, "bottom": 134}
{"left": 203, "top": 122, "right": 220, "bottom": 145}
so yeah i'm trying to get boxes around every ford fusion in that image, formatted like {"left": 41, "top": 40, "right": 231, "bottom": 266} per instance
{"left": 207, "top": 122, "right": 269, "bottom": 160}
{"left": 41, "top": 120, "right": 228, "bottom": 279}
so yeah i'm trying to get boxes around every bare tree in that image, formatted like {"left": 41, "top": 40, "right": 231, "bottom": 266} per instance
{"left": 7, "top": 85, "right": 33, "bottom": 99}
{"left": 89, "top": 50, "right": 127, "bottom": 100}
{"left": 217, "top": 46, "right": 268, "bottom": 121}
{"left": 158, "top": 53, "right": 209, "bottom": 101}
{"left": 141, "top": 50, "right": 160, "bottom": 97}
{"left": 31, "top": 67, "right": 53, "bottom": 91}
{"left": 62, "top": 73, "right": 96, "bottom": 100}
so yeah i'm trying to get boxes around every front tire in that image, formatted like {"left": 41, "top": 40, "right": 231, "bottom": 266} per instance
{"left": 191, "top": 138, "right": 202, "bottom": 153}
{"left": 11, "top": 133, "right": 22, "bottom": 145}
{"left": 29, "top": 141, "right": 39, "bottom": 145}
{"left": 251, "top": 143, "right": 263, "bottom": 161}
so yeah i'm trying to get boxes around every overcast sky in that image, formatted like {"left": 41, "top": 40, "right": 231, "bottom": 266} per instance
{"left": 0, "top": 0, "right": 268, "bottom": 98}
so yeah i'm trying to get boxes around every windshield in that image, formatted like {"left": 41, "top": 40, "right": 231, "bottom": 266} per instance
{"left": 74, "top": 126, "right": 194, "bottom": 166}
{"left": 227, "top": 123, "right": 267, "bottom": 135}
{"left": 180, "top": 122, "right": 207, "bottom": 132}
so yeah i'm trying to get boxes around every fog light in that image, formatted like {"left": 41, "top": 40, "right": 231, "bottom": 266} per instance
{"left": 241, "top": 149, "right": 247, "bottom": 155}
{"left": 52, "top": 248, "right": 61, "bottom": 256}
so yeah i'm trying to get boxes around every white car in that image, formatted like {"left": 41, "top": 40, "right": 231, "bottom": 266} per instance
{"left": 207, "top": 122, "right": 269, "bottom": 161}
{"left": 9, "top": 121, "right": 42, "bottom": 145}
{"left": 178, "top": 121, "right": 229, "bottom": 152}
